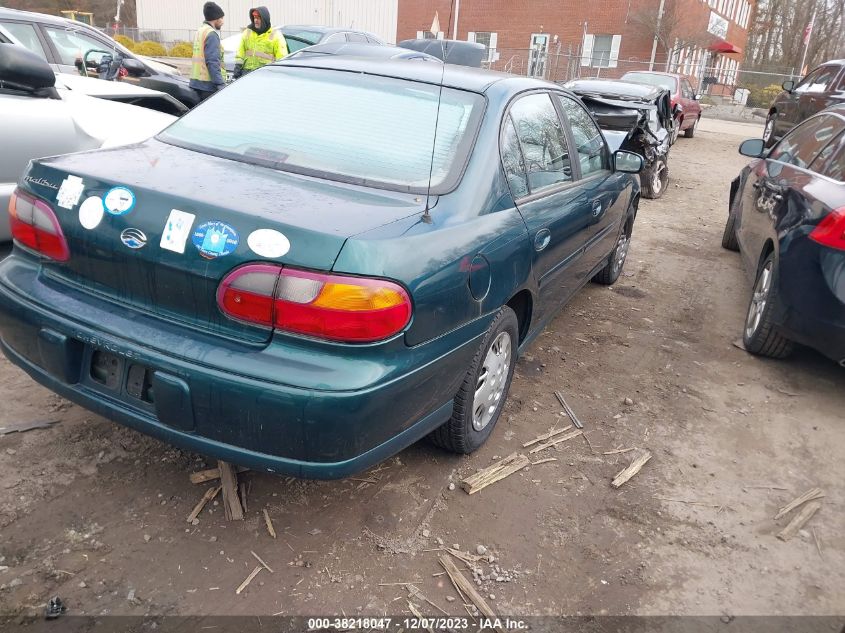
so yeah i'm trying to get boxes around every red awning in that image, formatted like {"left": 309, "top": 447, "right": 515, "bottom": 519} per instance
{"left": 710, "top": 40, "right": 743, "bottom": 54}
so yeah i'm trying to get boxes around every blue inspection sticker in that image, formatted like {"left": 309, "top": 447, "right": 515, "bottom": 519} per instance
{"left": 191, "top": 221, "right": 239, "bottom": 259}
{"left": 103, "top": 186, "right": 136, "bottom": 216}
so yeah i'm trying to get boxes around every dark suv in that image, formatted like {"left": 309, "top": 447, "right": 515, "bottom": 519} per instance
{"left": 0, "top": 8, "right": 199, "bottom": 107}
{"left": 764, "top": 60, "right": 845, "bottom": 147}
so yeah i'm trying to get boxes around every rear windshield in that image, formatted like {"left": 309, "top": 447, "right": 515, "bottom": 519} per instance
{"left": 158, "top": 67, "right": 484, "bottom": 193}
{"left": 622, "top": 72, "right": 678, "bottom": 92}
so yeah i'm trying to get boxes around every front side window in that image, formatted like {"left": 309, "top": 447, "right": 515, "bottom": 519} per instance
{"left": 0, "top": 21, "right": 48, "bottom": 60}
{"left": 43, "top": 26, "right": 113, "bottom": 67}
{"left": 557, "top": 95, "right": 608, "bottom": 177}
{"left": 795, "top": 66, "right": 839, "bottom": 94}
{"left": 158, "top": 68, "right": 484, "bottom": 194}
{"left": 810, "top": 130, "right": 845, "bottom": 181}
{"left": 508, "top": 93, "right": 572, "bottom": 193}
{"left": 769, "top": 114, "right": 845, "bottom": 169}
{"left": 681, "top": 79, "right": 695, "bottom": 98}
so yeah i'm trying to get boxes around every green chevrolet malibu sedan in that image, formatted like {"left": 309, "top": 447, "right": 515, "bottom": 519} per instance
{"left": 0, "top": 54, "right": 643, "bottom": 478}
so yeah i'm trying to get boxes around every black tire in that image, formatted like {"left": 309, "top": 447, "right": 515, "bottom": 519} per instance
{"left": 742, "top": 252, "right": 793, "bottom": 359}
{"left": 683, "top": 116, "right": 699, "bottom": 138}
{"left": 429, "top": 306, "right": 519, "bottom": 454}
{"left": 721, "top": 211, "right": 740, "bottom": 251}
{"left": 763, "top": 114, "right": 777, "bottom": 148}
{"left": 640, "top": 156, "right": 669, "bottom": 199}
{"left": 593, "top": 217, "right": 633, "bottom": 285}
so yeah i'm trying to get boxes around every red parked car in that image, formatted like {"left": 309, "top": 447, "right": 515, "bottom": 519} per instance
{"left": 621, "top": 71, "right": 703, "bottom": 141}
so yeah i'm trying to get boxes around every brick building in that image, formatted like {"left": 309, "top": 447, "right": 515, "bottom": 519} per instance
{"left": 397, "top": 0, "right": 754, "bottom": 95}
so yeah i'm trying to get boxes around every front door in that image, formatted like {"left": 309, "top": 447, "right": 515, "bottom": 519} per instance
{"left": 528, "top": 34, "right": 549, "bottom": 78}
{"left": 501, "top": 92, "right": 594, "bottom": 319}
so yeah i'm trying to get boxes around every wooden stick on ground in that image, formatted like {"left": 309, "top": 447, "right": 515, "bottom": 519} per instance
{"left": 777, "top": 501, "right": 822, "bottom": 541}
{"left": 530, "top": 457, "right": 558, "bottom": 466}
{"left": 603, "top": 447, "right": 636, "bottom": 455}
{"left": 554, "top": 391, "right": 584, "bottom": 429}
{"left": 239, "top": 482, "right": 249, "bottom": 513}
{"left": 235, "top": 565, "right": 262, "bottom": 594}
{"left": 460, "top": 453, "right": 530, "bottom": 495}
{"left": 522, "top": 425, "right": 573, "bottom": 448}
{"left": 186, "top": 485, "right": 221, "bottom": 523}
{"left": 263, "top": 509, "right": 277, "bottom": 539}
{"left": 251, "top": 550, "right": 274, "bottom": 573}
{"left": 528, "top": 429, "right": 583, "bottom": 455}
{"left": 611, "top": 450, "right": 652, "bottom": 488}
{"left": 218, "top": 461, "right": 245, "bottom": 521}
{"left": 774, "top": 487, "right": 824, "bottom": 520}
{"left": 406, "top": 584, "right": 449, "bottom": 616}
{"left": 189, "top": 465, "right": 249, "bottom": 485}
{"left": 407, "top": 600, "right": 435, "bottom": 633}
{"left": 438, "top": 555, "right": 505, "bottom": 633}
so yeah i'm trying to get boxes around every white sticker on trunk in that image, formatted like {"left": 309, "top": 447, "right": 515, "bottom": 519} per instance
{"left": 78, "top": 196, "right": 105, "bottom": 230}
{"left": 247, "top": 229, "right": 291, "bottom": 258}
{"left": 56, "top": 175, "right": 84, "bottom": 210}
{"left": 160, "top": 209, "right": 196, "bottom": 254}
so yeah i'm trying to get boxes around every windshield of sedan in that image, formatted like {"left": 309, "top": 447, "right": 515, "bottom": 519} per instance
{"left": 281, "top": 29, "right": 323, "bottom": 44}
{"left": 622, "top": 72, "right": 677, "bottom": 93}
{"left": 158, "top": 67, "right": 484, "bottom": 193}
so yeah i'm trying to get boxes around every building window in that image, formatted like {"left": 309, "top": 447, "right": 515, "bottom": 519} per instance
{"left": 467, "top": 31, "right": 498, "bottom": 63}
{"left": 581, "top": 33, "right": 621, "bottom": 68}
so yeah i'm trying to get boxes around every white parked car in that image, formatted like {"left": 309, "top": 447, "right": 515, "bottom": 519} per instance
{"left": 0, "top": 43, "right": 176, "bottom": 242}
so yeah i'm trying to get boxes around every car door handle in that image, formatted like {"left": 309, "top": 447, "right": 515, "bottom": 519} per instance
{"left": 534, "top": 229, "right": 551, "bottom": 252}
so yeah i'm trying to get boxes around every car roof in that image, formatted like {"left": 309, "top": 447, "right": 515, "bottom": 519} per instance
{"left": 291, "top": 42, "right": 439, "bottom": 61}
{"left": 0, "top": 7, "right": 81, "bottom": 28}
{"left": 274, "top": 55, "right": 552, "bottom": 93}
{"left": 566, "top": 78, "right": 664, "bottom": 99}
{"left": 283, "top": 25, "right": 369, "bottom": 35}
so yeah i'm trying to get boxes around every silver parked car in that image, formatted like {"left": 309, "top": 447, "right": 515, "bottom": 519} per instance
{"left": 0, "top": 44, "right": 176, "bottom": 242}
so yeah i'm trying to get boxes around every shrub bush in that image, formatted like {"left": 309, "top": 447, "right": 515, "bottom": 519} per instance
{"left": 746, "top": 84, "right": 782, "bottom": 109}
{"left": 133, "top": 40, "right": 167, "bottom": 57}
{"left": 113, "top": 34, "right": 136, "bottom": 51}
{"left": 168, "top": 42, "right": 193, "bottom": 58}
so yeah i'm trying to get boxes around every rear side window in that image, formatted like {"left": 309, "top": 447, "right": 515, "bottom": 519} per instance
{"left": 501, "top": 116, "right": 528, "bottom": 198}
{"left": 769, "top": 114, "right": 845, "bottom": 169}
{"left": 158, "top": 67, "right": 484, "bottom": 194}
{"left": 810, "top": 130, "right": 845, "bottom": 181}
{"left": 508, "top": 93, "right": 572, "bottom": 193}
{"left": 557, "top": 95, "right": 609, "bottom": 177}
{"left": 0, "top": 21, "right": 48, "bottom": 60}
{"left": 347, "top": 32, "right": 368, "bottom": 43}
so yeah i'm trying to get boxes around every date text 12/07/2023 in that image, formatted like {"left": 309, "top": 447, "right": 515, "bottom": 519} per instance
{"left": 306, "top": 617, "right": 529, "bottom": 631}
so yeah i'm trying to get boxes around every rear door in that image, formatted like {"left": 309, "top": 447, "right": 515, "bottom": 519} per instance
{"left": 503, "top": 91, "right": 594, "bottom": 319}
{"left": 798, "top": 65, "right": 841, "bottom": 122}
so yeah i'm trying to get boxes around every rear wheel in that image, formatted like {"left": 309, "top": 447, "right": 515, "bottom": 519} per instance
{"left": 742, "top": 252, "right": 793, "bottom": 358}
{"left": 721, "top": 211, "right": 740, "bottom": 251}
{"left": 683, "top": 116, "right": 699, "bottom": 138}
{"left": 640, "top": 156, "right": 669, "bottom": 199}
{"left": 429, "top": 306, "right": 519, "bottom": 454}
{"left": 763, "top": 114, "right": 776, "bottom": 148}
{"left": 593, "top": 218, "right": 633, "bottom": 285}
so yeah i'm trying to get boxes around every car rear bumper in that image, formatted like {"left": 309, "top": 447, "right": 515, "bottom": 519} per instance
{"left": 777, "top": 238, "right": 845, "bottom": 363}
{"left": 0, "top": 255, "right": 487, "bottom": 479}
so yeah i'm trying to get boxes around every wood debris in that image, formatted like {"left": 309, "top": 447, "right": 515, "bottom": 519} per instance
{"left": 189, "top": 465, "right": 249, "bottom": 485}
{"left": 239, "top": 482, "right": 249, "bottom": 513}
{"left": 438, "top": 555, "right": 505, "bottom": 633}
{"left": 235, "top": 565, "right": 262, "bottom": 594}
{"left": 554, "top": 391, "right": 584, "bottom": 429}
{"left": 774, "top": 487, "right": 824, "bottom": 520}
{"left": 460, "top": 453, "right": 530, "bottom": 495}
{"left": 186, "top": 485, "right": 221, "bottom": 523}
{"left": 251, "top": 550, "right": 274, "bottom": 573}
{"left": 406, "top": 584, "right": 449, "bottom": 616}
{"left": 528, "top": 429, "right": 583, "bottom": 455}
{"left": 0, "top": 419, "right": 60, "bottom": 436}
{"left": 777, "top": 501, "right": 822, "bottom": 541}
{"left": 522, "top": 425, "right": 573, "bottom": 448}
{"left": 218, "top": 460, "right": 245, "bottom": 521}
{"left": 611, "top": 450, "right": 652, "bottom": 488}
{"left": 603, "top": 447, "right": 636, "bottom": 455}
{"left": 263, "top": 509, "right": 277, "bottom": 539}
{"left": 444, "top": 547, "right": 485, "bottom": 566}
{"left": 530, "top": 457, "right": 558, "bottom": 466}
{"left": 407, "top": 600, "right": 434, "bottom": 633}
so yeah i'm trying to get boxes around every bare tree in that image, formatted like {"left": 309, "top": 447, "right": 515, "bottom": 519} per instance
{"left": 629, "top": 0, "right": 718, "bottom": 66}
{"left": 2, "top": 0, "right": 137, "bottom": 28}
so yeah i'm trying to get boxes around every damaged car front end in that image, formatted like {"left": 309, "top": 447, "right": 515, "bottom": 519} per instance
{"left": 565, "top": 79, "right": 675, "bottom": 199}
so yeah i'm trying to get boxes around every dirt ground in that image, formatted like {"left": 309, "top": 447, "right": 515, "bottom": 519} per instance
{"left": 0, "top": 119, "right": 843, "bottom": 621}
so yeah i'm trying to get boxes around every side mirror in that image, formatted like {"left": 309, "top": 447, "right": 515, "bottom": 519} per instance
{"left": 673, "top": 103, "right": 684, "bottom": 115}
{"left": 782, "top": 80, "right": 795, "bottom": 92}
{"left": 121, "top": 57, "right": 146, "bottom": 76}
{"left": 739, "top": 138, "right": 765, "bottom": 158}
{"left": 614, "top": 150, "right": 644, "bottom": 174}
{"left": 0, "top": 43, "right": 56, "bottom": 92}
{"left": 694, "top": 93, "right": 701, "bottom": 100}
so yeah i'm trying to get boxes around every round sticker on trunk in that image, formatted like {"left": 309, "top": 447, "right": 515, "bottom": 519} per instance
{"left": 191, "top": 221, "right": 239, "bottom": 259}
{"left": 247, "top": 229, "right": 290, "bottom": 258}
{"left": 78, "top": 196, "right": 104, "bottom": 230}
{"left": 103, "top": 186, "right": 135, "bottom": 215}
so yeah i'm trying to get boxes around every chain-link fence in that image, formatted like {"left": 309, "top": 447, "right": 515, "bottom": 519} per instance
{"left": 102, "top": 26, "right": 243, "bottom": 48}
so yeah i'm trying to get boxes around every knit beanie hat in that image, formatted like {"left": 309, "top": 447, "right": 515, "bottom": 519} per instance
{"left": 203, "top": 2, "right": 224, "bottom": 20}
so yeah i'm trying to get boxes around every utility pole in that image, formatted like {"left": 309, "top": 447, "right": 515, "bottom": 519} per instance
{"left": 649, "top": 0, "right": 666, "bottom": 71}
{"left": 452, "top": 0, "right": 461, "bottom": 40}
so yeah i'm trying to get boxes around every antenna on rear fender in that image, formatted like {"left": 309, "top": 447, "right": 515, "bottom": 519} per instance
{"left": 422, "top": 0, "right": 456, "bottom": 224}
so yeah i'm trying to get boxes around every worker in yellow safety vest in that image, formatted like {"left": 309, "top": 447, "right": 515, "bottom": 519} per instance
{"left": 233, "top": 6, "right": 287, "bottom": 79}
{"left": 189, "top": 2, "right": 227, "bottom": 103}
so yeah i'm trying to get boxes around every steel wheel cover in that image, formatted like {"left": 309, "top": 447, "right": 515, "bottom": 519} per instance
{"left": 472, "top": 331, "right": 512, "bottom": 431}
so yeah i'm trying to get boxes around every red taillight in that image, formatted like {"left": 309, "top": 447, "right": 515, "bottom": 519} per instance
{"left": 8, "top": 189, "right": 70, "bottom": 261}
{"left": 809, "top": 207, "right": 845, "bottom": 251}
{"left": 217, "top": 265, "right": 412, "bottom": 343}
